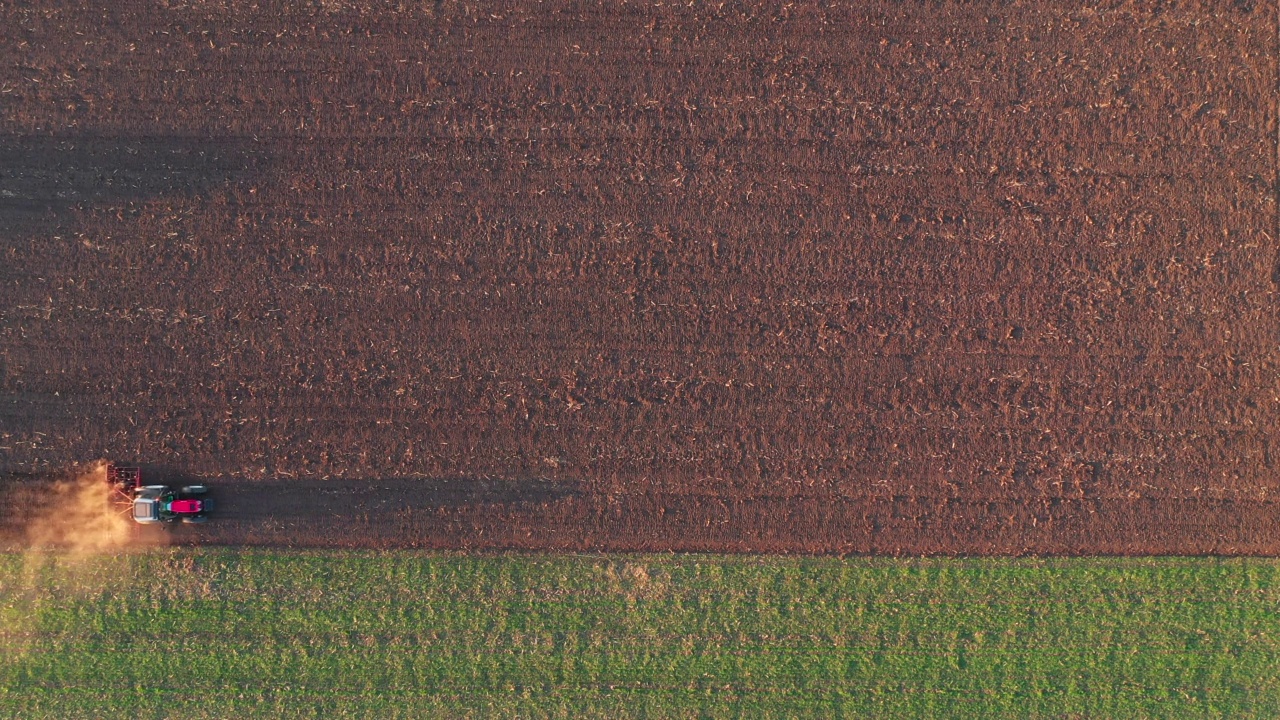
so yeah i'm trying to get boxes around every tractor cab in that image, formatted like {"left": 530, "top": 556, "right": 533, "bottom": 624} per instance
{"left": 131, "top": 486, "right": 170, "bottom": 524}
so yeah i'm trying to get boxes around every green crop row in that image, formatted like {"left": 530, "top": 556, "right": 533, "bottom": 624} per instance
{"left": 1, "top": 551, "right": 1278, "bottom": 718}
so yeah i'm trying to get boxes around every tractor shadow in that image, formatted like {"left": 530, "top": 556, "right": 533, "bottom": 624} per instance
{"left": 155, "top": 476, "right": 584, "bottom": 545}
{"left": 214, "top": 477, "right": 583, "bottom": 522}
{"left": 0, "top": 135, "right": 269, "bottom": 235}
{"left": 111, "top": 467, "right": 584, "bottom": 546}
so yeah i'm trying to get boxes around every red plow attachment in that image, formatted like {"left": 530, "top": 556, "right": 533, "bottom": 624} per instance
{"left": 107, "top": 464, "right": 141, "bottom": 501}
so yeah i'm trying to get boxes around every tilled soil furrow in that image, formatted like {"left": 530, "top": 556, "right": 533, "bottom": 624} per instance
{"left": 1, "top": 0, "right": 1275, "bottom": 553}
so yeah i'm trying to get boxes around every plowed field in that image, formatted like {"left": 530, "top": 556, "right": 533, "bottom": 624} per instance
{"left": 1, "top": 1, "right": 1277, "bottom": 553}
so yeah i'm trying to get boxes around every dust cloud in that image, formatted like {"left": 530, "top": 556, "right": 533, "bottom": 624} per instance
{"left": 22, "top": 461, "right": 139, "bottom": 553}
{"left": 0, "top": 462, "right": 161, "bottom": 663}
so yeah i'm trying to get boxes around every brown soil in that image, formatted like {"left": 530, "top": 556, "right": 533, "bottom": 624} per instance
{"left": 0, "top": 1, "right": 1276, "bottom": 554}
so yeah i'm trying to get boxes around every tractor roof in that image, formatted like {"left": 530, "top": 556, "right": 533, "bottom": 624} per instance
{"left": 133, "top": 497, "right": 160, "bottom": 522}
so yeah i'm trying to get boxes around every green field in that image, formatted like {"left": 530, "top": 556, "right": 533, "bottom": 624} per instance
{"left": 1, "top": 551, "right": 1277, "bottom": 718}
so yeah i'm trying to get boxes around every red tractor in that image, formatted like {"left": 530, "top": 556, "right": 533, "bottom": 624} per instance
{"left": 108, "top": 464, "right": 212, "bottom": 524}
